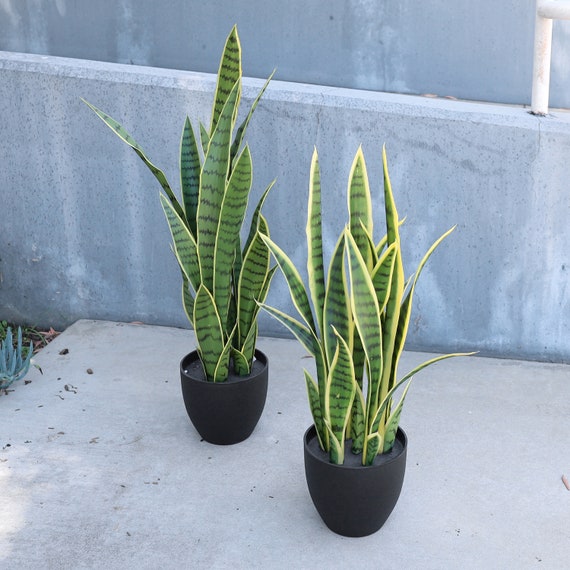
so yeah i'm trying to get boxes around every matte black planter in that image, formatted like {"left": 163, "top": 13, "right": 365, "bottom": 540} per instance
{"left": 180, "top": 350, "right": 268, "bottom": 445}
{"left": 303, "top": 424, "right": 407, "bottom": 537}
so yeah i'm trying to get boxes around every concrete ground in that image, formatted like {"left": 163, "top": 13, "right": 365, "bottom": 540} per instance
{"left": 1, "top": 320, "right": 569, "bottom": 569}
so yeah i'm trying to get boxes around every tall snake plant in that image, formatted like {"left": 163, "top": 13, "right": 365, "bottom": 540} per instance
{"left": 84, "top": 26, "right": 276, "bottom": 381}
{"left": 260, "top": 146, "right": 473, "bottom": 465}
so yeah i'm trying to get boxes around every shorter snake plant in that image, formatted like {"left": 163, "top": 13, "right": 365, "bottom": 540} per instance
{"left": 84, "top": 26, "right": 276, "bottom": 381}
{"left": 260, "top": 146, "right": 473, "bottom": 465}
{"left": 0, "top": 326, "right": 33, "bottom": 390}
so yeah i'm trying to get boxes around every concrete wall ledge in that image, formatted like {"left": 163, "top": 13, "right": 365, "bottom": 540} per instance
{"left": 1, "top": 52, "right": 569, "bottom": 363}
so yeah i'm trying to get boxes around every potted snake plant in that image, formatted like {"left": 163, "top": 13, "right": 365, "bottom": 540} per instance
{"left": 84, "top": 26, "right": 276, "bottom": 445}
{"left": 259, "top": 145, "right": 472, "bottom": 536}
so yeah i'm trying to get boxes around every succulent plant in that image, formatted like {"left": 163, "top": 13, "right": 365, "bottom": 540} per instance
{"left": 0, "top": 326, "right": 33, "bottom": 390}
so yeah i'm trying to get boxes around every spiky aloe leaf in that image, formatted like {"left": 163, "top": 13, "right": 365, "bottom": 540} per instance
{"left": 160, "top": 194, "right": 201, "bottom": 291}
{"left": 325, "top": 329, "right": 356, "bottom": 463}
{"left": 348, "top": 146, "right": 373, "bottom": 271}
{"left": 210, "top": 25, "right": 241, "bottom": 136}
{"left": 259, "top": 234, "right": 317, "bottom": 333}
{"left": 0, "top": 327, "right": 33, "bottom": 389}
{"left": 305, "top": 370, "right": 326, "bottom": 450}
{"left": 307, "top": 149, "right": 326, "bottom": 338}
{"left": 180, "top": 117, "right": 200, "bottom": 238}
{"left": 197, "top": 81, "right": 240, "bottom": 291}
{"left": 81, "top": 99, "right": 185, "bottom": 223}
{"left": 322, "top": 232, "right": 351, "bottom": 367}
{"left": 213, "top": 145, "right": 253, "bottom": 331}
{"left": 193, "top": 285, "right": 226, "bottom": 382}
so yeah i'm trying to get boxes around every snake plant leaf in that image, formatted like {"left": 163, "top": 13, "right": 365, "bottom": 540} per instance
{"left": 199, "top": 122, "right": 210, "bottom": 155}
{"left": 325, "top": 329, "right": 356, "bottom": 456}
{"left": 259, "top": 234, "right": 317, "bottom": 333}
{"left": 210, "top": 25, "right": 241, "bottom": 136}
{"left": 160, "top": 194, "right": 201, "bottom": 291}
{"left": 197, "top": 81, "right": 240, "bottom": 291}
{"left": 325, "top": 422, "right": 344, "bottom": 465}
{"left": 305, "top": 370, "right": 326, "bottom": 450}
{"left": 193, "top": 285, "right": 226, "bottom": 381}
{"left": 213, "top": 145, "right": 253, "bottom": 331}
{"left": 375, "top": 217, "right": 406, "bottom": 256}
{"left": 323, "top": 232, "right": 350, "bottom": 366}
{"left": 230, "top": 70, "right": 276, "bottom": 165}
{"left": 358, "top": 220, "right": 379, "bottom": 269}
{"left": 237, "top": 320, "right": 258, "bottom": 370}
{"left": 181, "top": 276, "right": 195, "bottom": 325}
{"left": 350, "top": 380, "right": 366, "bottom": 453}
{"left": 238, "top": 215, "right": 272, "bottom": 346}
{"left": 81, "top": 99, "right": 186, "bottom": 223}
{"left": 382, "top": 381, "right": 413, "bottom": 453}
{"left": 180, "top": 117, "right": 200, "bottom": 238}
{"left": 307, "top": 148, "right": 326, "bottom": 338}
{"left": 364, "top": 433, "right": 381, "bottom": 466}
{"left": 213, "top": 325, "right": 235, "bottom": 382}
{"left": 345, "top": 231, "right": 383, "bottom": 425}
{"left": 371, "top": 242, "right": 397, "bottom": 314}
{"left": 389, "top": 226, "right": 457, "bottom": 388}
{"left": 238, "top": 181, "right": 276, "bottom": 283}
{"left": 231, "top": 346, "right": 250, "bottom": 377}
{"left": 256, "top": 303, "right": 318, "bottom": 358}
{"left": 379, "top": 148, "right": 405, "bottom": 406}
{"left": 348, "top": 146, "right": 373, "bottom": 271}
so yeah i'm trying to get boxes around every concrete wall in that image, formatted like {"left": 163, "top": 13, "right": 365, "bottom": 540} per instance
{"left": 1, "top": 1, "right": 570, "bottom": 109}
{"left": 1, "top": 51, "right": 569, "bottom": 363}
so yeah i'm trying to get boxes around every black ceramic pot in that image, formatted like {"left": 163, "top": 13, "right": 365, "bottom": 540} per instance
{"left": 180, "top": 349, "right": 268, "bottom": 445}
{"left": 303, "top": 424, "right": 407, "bottom": 537}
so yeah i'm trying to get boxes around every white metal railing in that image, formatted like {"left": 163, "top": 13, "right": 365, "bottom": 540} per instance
{"left": 531, "top": 0, "right": 570, "bottom": 115}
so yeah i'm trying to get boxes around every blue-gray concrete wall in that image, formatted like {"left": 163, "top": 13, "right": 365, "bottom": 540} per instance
{"left": 1, "top": 52, "right": 569, "bottom": 362}
{"left": 1, "top": 1, "right": 570, "bottom": 109}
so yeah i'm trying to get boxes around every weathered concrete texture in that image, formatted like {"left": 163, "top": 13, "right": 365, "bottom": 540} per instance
{"left": 1, "top": 320, "right": 569, "bottom": 569}
{"left": 0, "top": 52, "right": 569, "bottom": 362}
{"left": 0, "top": 1, "right": 570, "bottom": 109}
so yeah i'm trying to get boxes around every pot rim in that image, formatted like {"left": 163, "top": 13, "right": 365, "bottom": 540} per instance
{"left": 303, "top": 424, "right": 407, "bottom": 471}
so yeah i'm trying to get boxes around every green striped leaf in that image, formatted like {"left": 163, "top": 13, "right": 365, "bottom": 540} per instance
{"left": 345, "top": 231, "right": 383, "bottom": 428}
{"left": 193, "top": 285, "right": 226, "bottom": 382}
{"left": 210, "top": 25, "right": 241, "bottom": 135}
{"left": 213, "top": 326, "right": 235, "bottom": 382}
{"left": 389, "top": 226, "right": 456, "bottom": 388}
{"left": 350, "top": 381, "right": 366, "bottom": 453}
{"left": 382, "top": 381, "right": 412, "bottom": 453}
{"left": 181, "top": 276, "right": 195, "bottom": 325}
{"left": 348, "top": 146, "right": 373, "bottom": 270}
{"left": 325, "top": 329, "right": 356, "bottom": 457}
{"left": 231, "top": 346, "right": 250, "bottom": 377}
{"left": 180, "top": 117, "right": 200, "bottom": 238}
{"left": 197, "top": 81, "right": 240, "bottom": 291}
{"left": 257, "top": 303, "right": 318, "bottom": 358}
{"left": 259, "top": 234, "right": 317, "bottom": 333}
{"left": 199, "top": 122, "right": 209, "bottom": 155}
{"left": 213, "top": 145, "right": 253, "bottom": 331}
{"left": 230, "top": 70, "right": 276, "bottom": 165}
{"left": 325, "top": 422, "right": 343, "bottom": 465}
{"left": 323, "top": 232, "right": 350, "bottom": 367}
{"left": 305, "top": 370, "right": 326, "bottom": 451}
{"left": 82, "top": 99, "right": 185, "bottom": 222}
{"left": 160, "top": 193, "right": 201, "bottom": 291}
{"left": 307, "top": 148, "right": 326, "bottom": 338}
{"left": 371, "top": 242, "right": 397, "bottom": 314}
{"left": 364, "top": 433, "right": 381, "bottom": 465}
{"left": 238, "top": 215, "right": 272, "bottom": 346}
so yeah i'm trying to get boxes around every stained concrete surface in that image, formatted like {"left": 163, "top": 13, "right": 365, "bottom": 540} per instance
{"left": 1, "top": 320, "right": 569, "bottom": 569}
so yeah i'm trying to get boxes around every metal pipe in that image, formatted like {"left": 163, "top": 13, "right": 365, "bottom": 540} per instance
{"left": 531, "top": 0, "right": 570, "bottom": 115}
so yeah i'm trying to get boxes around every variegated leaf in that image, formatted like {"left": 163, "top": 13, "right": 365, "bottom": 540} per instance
{"left": 180, "top": 117, "right": 200, "bottom": 238}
